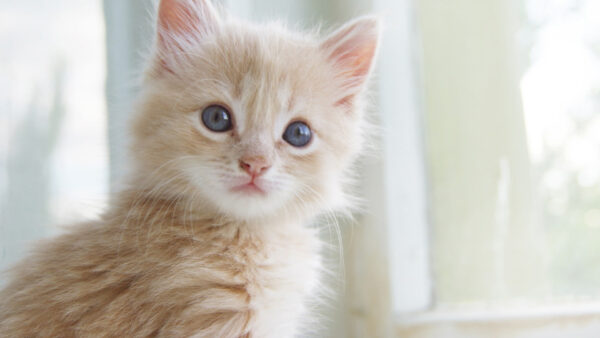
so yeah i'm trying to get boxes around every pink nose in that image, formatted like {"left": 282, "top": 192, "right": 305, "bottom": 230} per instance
{"left": 239, "top": 156, "right": 271, "bottom": 177}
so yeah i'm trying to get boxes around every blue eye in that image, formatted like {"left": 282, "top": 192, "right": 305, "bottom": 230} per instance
{"left": 283, "top": 121, "right": 312, "bottom": 147}
{"left": 201, "top": 105, "right": 232, "bottom": 132}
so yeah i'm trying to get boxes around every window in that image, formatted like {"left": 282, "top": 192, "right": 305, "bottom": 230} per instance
{"left": 0, "top": 1, "right": 108, "bottom": 274}
{"left": 390, "top": 0, "right": 600, "bottom": 336}
{"left": 418, "top": 0, "right": 600, "bottom": 307}
{"left": 522, "top": 0, "right": 600, "bottom": 300}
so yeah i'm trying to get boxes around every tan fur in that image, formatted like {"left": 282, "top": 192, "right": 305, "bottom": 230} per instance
{"left": 0, "top": 1, "right": 379, "bottom": 336}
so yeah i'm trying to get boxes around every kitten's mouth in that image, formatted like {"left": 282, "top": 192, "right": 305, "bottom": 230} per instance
{"left": 230, "top": 182, "right": 266, "bottom": 195}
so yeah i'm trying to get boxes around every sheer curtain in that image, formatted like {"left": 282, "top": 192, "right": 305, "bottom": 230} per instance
{"left": 419, "top": 0, "right": 600, "bottom": 310}
{"left": 400, "top": 0, "right": 600, "bottom": 336}
{"left": 0, "top": 0, "right": 108, "bottom": 280}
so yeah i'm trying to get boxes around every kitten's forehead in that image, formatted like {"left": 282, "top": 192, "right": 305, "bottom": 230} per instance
{"left": 214, "top": 32, "right": 315, "bottom": 136}
{"left": 236, "top": 73, "right": 296, "bottom": 132}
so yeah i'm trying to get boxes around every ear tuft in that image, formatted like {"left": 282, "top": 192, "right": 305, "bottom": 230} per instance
{"left": 321, "top": 17, "right": 381, "bottom": 105}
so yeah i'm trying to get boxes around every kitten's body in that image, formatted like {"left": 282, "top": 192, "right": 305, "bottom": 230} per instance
{"left": 0, "top": 0, "right": 378, "bottom": 336}
{"left": 1, "top": 191, "right": 319, "bottom": 337}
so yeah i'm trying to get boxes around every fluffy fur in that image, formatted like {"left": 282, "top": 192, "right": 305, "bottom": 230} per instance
{"left": 0, "top": 0, "right": 379, "bottom": 336}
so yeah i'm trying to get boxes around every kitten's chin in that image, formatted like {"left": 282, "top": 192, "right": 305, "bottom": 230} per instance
{"left": 199, "top": 185, "right": 291, "bottom": 222}
{"left": 216, "top": 196, "right": 287, "bottom": 222}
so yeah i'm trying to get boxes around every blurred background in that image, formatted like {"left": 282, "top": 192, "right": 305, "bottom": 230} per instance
{"left": 1, "top": 0, "right": 600, "bottom": 337}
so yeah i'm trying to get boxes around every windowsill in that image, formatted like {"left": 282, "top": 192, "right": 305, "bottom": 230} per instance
{"left": 396, "top": 302, "right": 600, "bottom": 338}
{"left": 398, "top": 301, "right": 600, "bottom": 324}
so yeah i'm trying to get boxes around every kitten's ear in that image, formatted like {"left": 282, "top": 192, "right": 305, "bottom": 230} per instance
{"left": 156, "top": 0, "right": 220, "bottom": 69}
{"left": 321, "top": 17, "right": 380, "bottom": 106}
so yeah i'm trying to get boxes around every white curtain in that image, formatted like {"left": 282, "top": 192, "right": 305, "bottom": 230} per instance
{"left": 1, "top": 1, "right": 108, "bottom": 280}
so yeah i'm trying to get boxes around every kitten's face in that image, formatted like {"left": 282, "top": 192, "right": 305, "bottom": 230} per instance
{"left": 131, "top": 0, "right": 378, "bottom": 221}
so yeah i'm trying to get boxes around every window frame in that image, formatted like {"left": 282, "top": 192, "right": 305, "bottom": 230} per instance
{"left": 373, "top": 0, "right": 433, "bottom": 315}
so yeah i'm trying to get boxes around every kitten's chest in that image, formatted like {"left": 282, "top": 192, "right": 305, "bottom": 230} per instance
{"left": 241, "top": 225, "right": 322, "bottom": 335}
{"left": 231, "top": 224, "right": 321, "bottom": 298}
{"left": 182, "top": 223, "right": 322, "bottom": 335}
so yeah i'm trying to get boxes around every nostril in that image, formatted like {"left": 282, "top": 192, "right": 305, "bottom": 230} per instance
{"left": 239, "top": 160, "right": 251, "bottom": 172}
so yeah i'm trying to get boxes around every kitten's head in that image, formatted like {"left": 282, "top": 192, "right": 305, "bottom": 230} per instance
{"left": 130, "top": 0, "right": 379, "bottom": 221}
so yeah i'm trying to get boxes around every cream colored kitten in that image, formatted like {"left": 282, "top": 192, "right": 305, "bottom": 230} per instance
{"left": 0, "top": 0, "right": 379, "bottom": 336}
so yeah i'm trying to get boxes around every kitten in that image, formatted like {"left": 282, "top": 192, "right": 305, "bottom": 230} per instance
{"left": 0, "top": 0, "right": 379, "bottom": 336}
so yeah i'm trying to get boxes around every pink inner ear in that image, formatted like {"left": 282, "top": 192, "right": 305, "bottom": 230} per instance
{"left": 327, "top": 31, "right": 378, "bottom": 81}
{"left": 158, "top": 0, "right": 200, "bottom": 37}
{"left": 322, "top": 18, "right": 379, "bottom": 106}
{"left": 156, "top": 0, "right": 219, "bottom": 71}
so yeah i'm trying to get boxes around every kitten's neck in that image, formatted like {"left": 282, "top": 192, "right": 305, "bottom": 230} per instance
{"left": 108, "top": 188, "right": 310, "bottom": 232}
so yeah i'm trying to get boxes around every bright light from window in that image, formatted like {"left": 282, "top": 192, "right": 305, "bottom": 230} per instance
{"left": 0, "top": 1, "right": 107, "bottom": 272}
{"left": 522, "top": 0, "right": 600, "bottom": 299}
